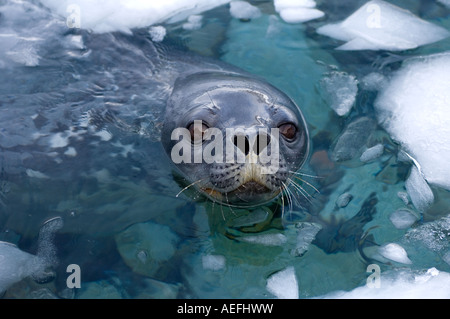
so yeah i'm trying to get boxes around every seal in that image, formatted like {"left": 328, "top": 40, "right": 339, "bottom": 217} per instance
{"left": 161, "top": 70, "right": 310, "bottom": 208}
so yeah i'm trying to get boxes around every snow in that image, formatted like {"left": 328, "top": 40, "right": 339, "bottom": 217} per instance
{"left": 316, "top": 0, "right": 449, "bottom": 51}
{"left": 40, "top": 0, "right": 232, "bottom": 33}
{"left": 229, "top": 1, "right": 261, "bottom": 20}
{"left": 274, "top": 0, "right": 324, "bottom": 24}
{"left": 320, "top": 268, "right": 450, "bottom": 299}
{"left": 266, "top": 266, "right": 299, "bottom": 299}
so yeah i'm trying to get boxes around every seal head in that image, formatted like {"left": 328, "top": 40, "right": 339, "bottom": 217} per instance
{"left": 162, "top": 71, "right": 309, "bottom": 208}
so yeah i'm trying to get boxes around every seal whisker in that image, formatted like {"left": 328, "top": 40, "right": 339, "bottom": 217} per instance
{"left": 175, "top": 178, "right": 206, "bottom": 198}
{"left": 287, "top": 177, "right": 314, "bottom": 204}
{"left": 290, "top": 175, "right": 321, "bottom": 195}
{"left": 281, "top": 181, "right": 294, "bottom": 219}
{"left": 288, "top": 170, "right": 323, "bottom": 179}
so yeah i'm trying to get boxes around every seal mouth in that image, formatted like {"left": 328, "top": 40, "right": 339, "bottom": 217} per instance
{"left": 202, "top": 180, "right": 280, "bottom": 207}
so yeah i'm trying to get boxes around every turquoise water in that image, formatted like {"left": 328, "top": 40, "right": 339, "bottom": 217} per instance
{"left": 1, "top": 0, "right": 450, "bottom": 298}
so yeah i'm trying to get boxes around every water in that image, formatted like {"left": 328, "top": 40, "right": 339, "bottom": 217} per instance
{"left": 1, "top": 0, "right": 450, "bottom": 299}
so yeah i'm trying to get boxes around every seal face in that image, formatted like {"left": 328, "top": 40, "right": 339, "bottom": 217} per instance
{"left": 162, "top": 71, "right": 309, "bottom": 208}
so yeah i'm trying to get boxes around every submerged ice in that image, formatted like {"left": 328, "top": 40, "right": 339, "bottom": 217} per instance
{"left": 316, "top": 0, "right": 449, "bottom": 51}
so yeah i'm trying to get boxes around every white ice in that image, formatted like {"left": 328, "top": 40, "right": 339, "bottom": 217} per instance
{"left": 360, "top": 144, "right": 384, "bottom": 163}
{"left": 389, "top": 209, "right": 418, "bottom": 229}
{"left": 266, "top": 266, "right": 299, "bottom": 299}
{"left": 40, "top": 0, "right": 232, "bottom": 33}
{"left": 375, "top": 52, "right": 450, "bottom": 191}
{"left": 229, "top": 1, "right": 261, "bottom": 20}
{"left": 148, "top": 26, "right": 166, "bottom": 42}
{"left": 274, "top": 0, "right": 324, "bottom": 24}
{"left": 378, "top": 243, "right": 412, "bottom": 264}
{"left": 320, "top": 268, "right": 450, "bottom": 298}
{"left": 316, "top": 0, "right": 449, "bottom": 51}
{"left": 405, "top": 166, "right": 434, "bottom": 213}
{"left": 202, "top": 254, "right": 226, "bottom": 271}
{"left": 320, "top": 71, "right": 358, "bottom": 116}
{"left": 182, "top": 15, "right": 203, "bottom": 31}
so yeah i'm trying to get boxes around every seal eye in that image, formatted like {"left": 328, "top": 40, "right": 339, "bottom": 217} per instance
{"left": 278, "top": 123, "right": 297, "bottom": 140}
{"left": 188, "top": 121, "right": 209, "bottom": 144}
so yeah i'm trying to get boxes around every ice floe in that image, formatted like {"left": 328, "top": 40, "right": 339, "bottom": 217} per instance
{"left": 266, "top": 266, "right": 299, "bottom": 299}
{"left": 316, "top": 0, "right": 449, "bottom": 51}
{"left": 229, "top": 1, "right": 261, "bottom": 20}
{"left": 375, "top": 52, "right": 450, "bottom": 191}
{"left": 40, "top": 0, "right": 232, "bottom": 33}
{"left": 274, "top": 0, "right": 324, "bottom": 23}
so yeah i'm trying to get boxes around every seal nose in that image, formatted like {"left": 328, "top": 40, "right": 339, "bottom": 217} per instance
{"left": 233, "top": 133, "right": 270, "bottom": 156}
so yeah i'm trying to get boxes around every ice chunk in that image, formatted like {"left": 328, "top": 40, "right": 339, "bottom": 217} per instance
{"left": 378, "top": 243, "right": 412, "bottom": 264}
{"left": 319, "top": 268, "right": 450, "bottom": 298}
{"left": 274, "top": 0, "right": 324, "bottom": 23}
{"left": 320, "top": 71, "right": 358, "bottom": 116}
{"left": 331, "top": 117, "right": 376, "bottom": 161}
{"left": 405, "top": 216, "right": 450, "bottom": 252}
{"left": 389, "top": 209, "right": 418, "bottom": 229}
{"left": 405, "top": 166, "right": 434, "bottom": 213}
{"left": 148, "top": 26, "right": 166, "bottom": 42}
{"left": 241, "top": 233, "right": 287, "bottom": 246}
{"left": 278, "top": 8, "right": 324, "bottom": 24}
{"left": 335, "top": 192, "right": 353, "bottom": 208}
{"left": 229, "top": 1, "right": 261, "bottom": 20}
{"left": 360, "top": 144, "right": 384, "bottom": 162}
{"left": 202, "top": 254, "right": 226, "bottom": 271}
{"left": 361, "top": 72, "right": 386, "bottom": 91}
{"left": 274, "top": 0, "right": 317, "bottom": 11}
{"left": 375, "top": 52, "right": 450, "bottom": 190}
{"left": 316, "top": 0, "right": 449, "bottom": 51}
{"left": 182, "top": 15, "right": 203, "bottom": 30}
{"left": 292, "top": 222, "right": 322, "bottom": 257}
{"left": 40, "top": 0, "right": 232, "bottom": 33}
{"left": 266, "top": 266, "right": 299, "bottom": 299}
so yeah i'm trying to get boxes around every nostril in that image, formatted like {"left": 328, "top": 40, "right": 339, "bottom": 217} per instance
{"left": 254, "top": 133, "right": 270, "bottom": 155}
{"left": 233, "top": 134, "right": 250, "bottom": 155}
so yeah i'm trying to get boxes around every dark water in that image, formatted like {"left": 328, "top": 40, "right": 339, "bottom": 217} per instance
{"left": 0, "top": 0, "right": 450, "bottom": 298}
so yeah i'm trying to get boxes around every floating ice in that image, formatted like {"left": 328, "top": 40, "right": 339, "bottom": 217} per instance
{"left": 229, "top": 1, "right": 261, "bottom": 20}
{"left": 266, "top": 266, "right": 299, "bottom": 299}
{"left": 360, "top": 144, "right": 384, "bottom": 163}
{"left": 202, "top": 254, "right": 226, "bottom": 271}
{"left": 405, "top": 216, "right": 450, "bottom": 252}
{"left": 361, "top": 72, "right": 386, "bottom": 91}
{"left": 378, "top": 243, "right": 412, "bottom": 264}
{"left": 182, "top": 15, "right": 203, "bottom": 31}
{"left": 320, "top": 71, "right": 358, "bottom": 117}
{"left": 40, "top": 0, "right": 232, "bottom": 33}
{"left": 375, "top": 52, "right": 450, "bottom": 190}
{"left": 148, "top": 26, "right": 166, "bottom": 42}
{"left": 274, "top": 0, "right": 324, "bottom": 24}
{"left": 405, "top": 166, "right": 434, "bottom": 213}
{"left": 320, "top": 268, "right": 450, "bottom": 298}
{"left": 316, "top": 0, "right": 449, "bottom": 51}
{"left": 241, "top": 233, "right": 287, "bottom": 246}
{"left": 335, "top": 192, "right": 353, "bottom": 208}
{"left": 292, "top": 222, "right": 322, "bottom": 257}
{"left": 331, "top": 117, "right": 376, "bottom": 162}
{"left": 389, "top": 209, "right": 418, "bottom": 229}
